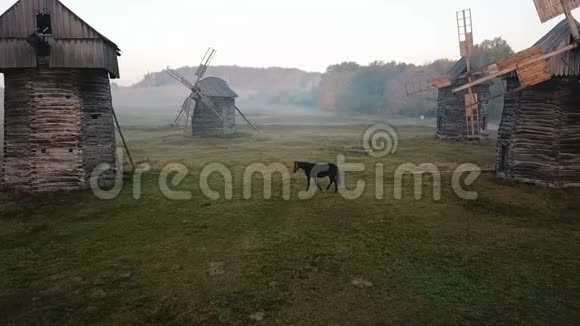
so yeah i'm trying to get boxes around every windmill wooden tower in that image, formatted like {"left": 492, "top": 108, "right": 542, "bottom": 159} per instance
{"left": 0, "top": 0, "right": 133, "bottom": 193}
{"left": 407, "top": 9, "right": 490, "bottom": 140}
{"left": 456, "top": 0, "right": 580, "bottom": 187}
{"left": 166, "top": 49, "right": 257, "bottom": 136}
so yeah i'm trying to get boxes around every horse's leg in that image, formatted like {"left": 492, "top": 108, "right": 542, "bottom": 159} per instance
{"left": 326, "top": 176, "right": 333, "bottom": 190}
{"left": 316, "top": 179, "right": 323, "bottom": 191}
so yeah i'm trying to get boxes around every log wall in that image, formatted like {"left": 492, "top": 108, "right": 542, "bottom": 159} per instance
{"left": 496, "top": 78, "right": 521, "bottom": 179}
{"left": 496, "top": 77, "right": 580, "bottom": 187}
{"left": 2, "top": 70, "right": 32, "bottom": 191}
{"left": 192, "top": 97, "right": 236, "bottom": 136}
{"left": 1, "top": 66, "right": 115, "bottom": 192}
{"left": 436, "top": 81, "right": 490, "bottom": 140}
{"left": 79, "top": 70, "right": 116, "bottom": 187}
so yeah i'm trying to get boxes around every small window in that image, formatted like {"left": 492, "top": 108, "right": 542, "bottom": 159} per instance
{"left": 41, "top": 148, "right": 47, "bottom": 154}
{"left": 36, "top": 13, "right": 52, "bottom": 35}
{"left": 91, "top": 114, "right": 99, "bottom": 120}
{"left": 69, "top": 148, "right": 74, "bottom": 153}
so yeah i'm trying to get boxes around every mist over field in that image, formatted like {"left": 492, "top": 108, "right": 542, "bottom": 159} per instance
{"left": 112, "top": 66, "right": 326, "bottom": 127}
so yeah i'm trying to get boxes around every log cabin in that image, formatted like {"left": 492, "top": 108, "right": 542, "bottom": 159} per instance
{"left": 497, "top": 19, "right": 580, "bottom": 187}
{"left": 0, "top": 0, "right": 121, "bottom": 192}
{"left": 436, "top": 57, "right": 491, "bottom": 140}
{"left": 192, "top": 77, "right": 237, "bottom": 136}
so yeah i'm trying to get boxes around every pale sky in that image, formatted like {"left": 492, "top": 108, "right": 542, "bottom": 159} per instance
{"left": 1, "top": 0, "right": 579, "bottom": 85}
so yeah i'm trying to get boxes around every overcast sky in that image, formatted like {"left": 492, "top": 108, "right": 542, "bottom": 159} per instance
{"left": 0, "top": 0, "right": 578, "bottom": 85}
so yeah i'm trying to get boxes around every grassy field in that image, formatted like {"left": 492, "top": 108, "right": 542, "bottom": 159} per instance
{"left": 1, "top": 124, "right": 579, "bottom": 325}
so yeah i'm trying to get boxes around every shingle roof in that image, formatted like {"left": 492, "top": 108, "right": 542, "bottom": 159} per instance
{"left": 0, "top": 0, "right": 120, "bottom": 52}
{"left": 535, "top": 18, "right": 580, "bottom": 52}
{"left": 447, "top": 57, "right": 467, "bottom": 78}
{"left": 198, "top": 77, "right": 238, "bottom": 98}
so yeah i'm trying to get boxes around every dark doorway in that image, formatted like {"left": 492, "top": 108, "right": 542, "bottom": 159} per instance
{"left": 498, "top": 144, "right": 509, "bottom": 173}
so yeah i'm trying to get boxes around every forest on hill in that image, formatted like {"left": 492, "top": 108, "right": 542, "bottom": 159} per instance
{"left": 134, "top": 66, "right": 321, "bottom": 91}
{"left": 319, "top": 37, "right": 514, "bottom": 120}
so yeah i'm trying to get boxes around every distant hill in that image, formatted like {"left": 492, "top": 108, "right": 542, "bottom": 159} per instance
{"left": 132, "top": 66, "right": 321, "bottom": 93}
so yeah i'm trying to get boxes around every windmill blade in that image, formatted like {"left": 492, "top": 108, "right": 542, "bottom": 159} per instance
{"left": 464, "top": 91, "right": 481, "bottom": 138}
{"left": 194, "top": 48, "right": 212, "bottom": 78}
{"left": 452, "top": 43, "right": 577, "bottom": 93}
{"left": 182, "top": 98, "right": 193, "bottom": 133}
{"left": 195, "top": 91, "right": 225, "bottom": 122}
{"left": 457, "top": 9, "right": 474, "bottom": 58}
{"left": 534, "top": 0, "right": 580, "bottom": 23}
{"left": 195, "top": 48, "right": 217, "bottom": 84}
{"left": 234, "top": 105, "right": 259, "bottom": 132}
{"left": 454, "top": 9, "right": 482, "bottom": 138}
{"left": 174, "top": 96, "right": 192, "bottom": 126}
{"left": 406, "top": 75, "right": 452, "bottom": 96}
{"left": 166, "top": 66, "right": 196, "bottom": 90}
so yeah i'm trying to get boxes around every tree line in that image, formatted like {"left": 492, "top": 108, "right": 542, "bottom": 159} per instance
{"left": 319, "top": 37, "right": 514, "bottom": 120}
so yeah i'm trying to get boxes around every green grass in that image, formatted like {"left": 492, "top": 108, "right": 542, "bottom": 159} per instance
{"left": 1, "top": 124, "right": 579, "bottom": 325}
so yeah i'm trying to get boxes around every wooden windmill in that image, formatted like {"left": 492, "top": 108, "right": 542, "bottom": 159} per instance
{"left": 406, "top": 9, "right": 487, "bottom": 140}
{"left": 452, "top": 0, "right": 580, "bottom": 94}
{"left": 165, "top": 48, "right": 257, "bottom": 136}
{"left": 168, "top": 48, "right": 217, "bottom": 129}
{"left": 463, "top": 0, "right": 580, "bottom": 188}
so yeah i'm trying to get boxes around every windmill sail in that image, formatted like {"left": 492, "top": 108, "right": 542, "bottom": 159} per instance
{"left": 533, "top": 0, "right": 580, "bottom": 23}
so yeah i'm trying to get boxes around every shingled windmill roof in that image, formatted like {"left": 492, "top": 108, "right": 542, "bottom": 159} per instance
{"left": 447, "top": 57, "right": 468, "bottom": 78}
{"left": 535, "top": 18, "right": 580, "bottom": 52}
{"left": 198, "top": 77, "right": 238, "bottom": 98}
{"left": 534, "top": 18, "right": 580, "bottom": 76}
{"left": 0, "top": 0, "right": 121, "bottom": 77}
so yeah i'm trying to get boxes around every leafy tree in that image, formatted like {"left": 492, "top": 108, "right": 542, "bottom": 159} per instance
{"left": 473, "top": 37, "right": 514, "bottom": 66}
{"left": 320, "top": 37, "right": 515, "bottom": 118}
{"left": 325, "top": 62, "right": 362, "bottom": 74}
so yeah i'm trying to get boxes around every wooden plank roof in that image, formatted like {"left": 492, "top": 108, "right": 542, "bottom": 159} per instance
{"left": 0, "top": 0, "right": 120, "bottom": 77}
{"left": 0, "top": 0, "right": 119, "bottom": 51}
{"left": 447, "top": 57, "right": 467, "bottom": 78}
{"left": 199, "top": 77, "right": 238, "bottom": 98}
{"left": 535, "top": 18, "right": 580, "bottom": 52}
{"left": 535, "top": 18, "right": 580, "bottom": 76}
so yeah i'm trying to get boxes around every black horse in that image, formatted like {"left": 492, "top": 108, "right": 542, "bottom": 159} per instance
{"left": 293, "top": 161, "right": 340, "bottom": 193}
